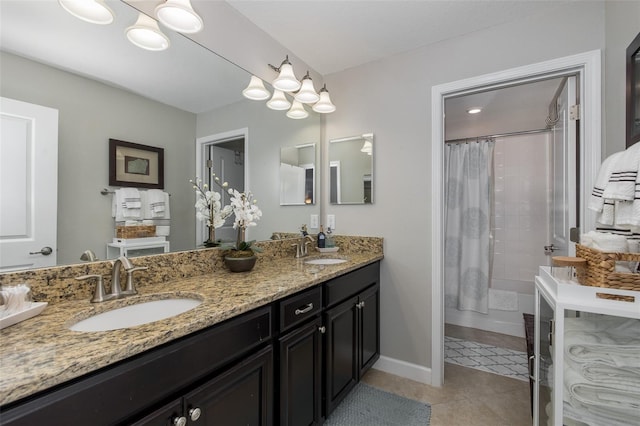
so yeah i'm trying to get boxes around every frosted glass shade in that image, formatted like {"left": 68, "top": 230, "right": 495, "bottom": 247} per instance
{"left": 312, "top": 88, "right": 336, "bottom": 113}
{"left": 242, "top": 76, "right": 270, "bottom": 101}
{"left": 267, "top": 90, "right": 291, "bottom": 110}
{"left": 155, "top": 0, "right": 203, "bottom": 33}
{"left": 273, "top": 63, "right": 300, "bottom": 92}
{"left": 58, "top": 0, "right": 114, "bottom": 25}
{"left": 286, "top": 101, "right": 309, "bottom": 119}
{"left": 126, "top": 14, "right": 170, "bottom": 51}
{"left": 360, "top": 140, "right": 372, "bottom": 154}
{"left": 295, "top": 77, "right": 320, "bottom": 104}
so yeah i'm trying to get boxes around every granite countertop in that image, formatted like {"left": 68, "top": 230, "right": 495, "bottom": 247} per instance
{"left": 0, "top": 252, "right": 382, "bottom": 406}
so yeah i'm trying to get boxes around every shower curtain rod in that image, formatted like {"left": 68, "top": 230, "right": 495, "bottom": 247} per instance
{"left": 444, "top": 127, "right": 551, "bottom": 144}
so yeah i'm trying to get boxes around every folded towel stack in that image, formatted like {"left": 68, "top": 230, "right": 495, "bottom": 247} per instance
{"left": 580, "top": 230, "right": 638, "bottom": 272}
{"left": 112, "top": 189, "right": 171, "bottom": 236}
{"left": 589, "top": 142, "right": 640, "bottom": 229}
{"left": 562, "top": 316, "right": 640, "bottom": 426}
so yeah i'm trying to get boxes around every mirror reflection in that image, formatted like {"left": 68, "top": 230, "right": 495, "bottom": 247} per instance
{"left": 280, "top": 144, "right": 316, "bottom": 205}
{"left": 0, "top": 0, "right": 320, "bottom": 270}
{"left": 329, "top": 134, "right": 374, "bottom": 204}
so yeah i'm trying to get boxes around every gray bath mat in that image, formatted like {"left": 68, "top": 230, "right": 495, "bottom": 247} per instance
{"left": 324, "top": 382, "right": 431, "bottom": 426}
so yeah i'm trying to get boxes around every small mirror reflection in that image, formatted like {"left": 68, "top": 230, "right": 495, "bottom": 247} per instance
{"left": 329, "top": 133, "right": 374, "bottom": 205}
{"left": 280, "top": 144, "right": 316, "bottom": 205}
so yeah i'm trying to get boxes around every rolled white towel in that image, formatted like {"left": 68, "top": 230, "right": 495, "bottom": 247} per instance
{"left": 589, "top": 231, "right": 628, "bottom": 253}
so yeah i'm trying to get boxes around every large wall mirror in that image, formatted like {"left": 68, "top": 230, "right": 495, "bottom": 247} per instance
{"left": 626, "top": 31, "right": 640, "bottom": 148}
{"left": 280, "top": 144, "right": 316, "bottom": 205}
{"left": 329, "top": 133, "right": 374, "bottom": 205}
{"left": 0, "top": 0, "right": 320, "bottom": 269}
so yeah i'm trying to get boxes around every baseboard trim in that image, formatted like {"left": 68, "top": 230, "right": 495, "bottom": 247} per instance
{"left": 372, "top": 355, "right": 433, "bottom": 386}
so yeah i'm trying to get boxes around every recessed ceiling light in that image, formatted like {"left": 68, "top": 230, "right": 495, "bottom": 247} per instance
{"left": 467, "top": 108, "right": 482, "bottom": 114}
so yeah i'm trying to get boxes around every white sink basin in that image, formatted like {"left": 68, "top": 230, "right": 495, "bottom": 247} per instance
{"left": 70, "top": 298, "right": 202, "bottom": 332}
{"left": 305, "top": 258, "right": 347, "bottom": 265}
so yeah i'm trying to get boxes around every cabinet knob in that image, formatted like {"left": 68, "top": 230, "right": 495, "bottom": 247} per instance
{"left": 189, "top": 407, "right": 202, "bottom": 421}
{"left": 172, "top": 416, "right": 187, "bottom": 426}
{"left": 318, "top": 326, "right": 326, "bottom": 334}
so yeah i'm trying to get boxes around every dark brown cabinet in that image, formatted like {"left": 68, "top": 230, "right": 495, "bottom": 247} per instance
{"left": 133, "top": 346, "right": 273, "bottom": 426}
{"left": 278, "top": 317, "right": 323, "bottom": 426}
{"left": 323, "top": 263, "right": 380, "bottom": 416}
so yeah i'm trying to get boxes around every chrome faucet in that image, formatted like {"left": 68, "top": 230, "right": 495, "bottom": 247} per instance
{"left": 292, "top": 235, "right": 314, "bottom": 258}
{"left": 76, "top": 256, "right": 149, "bottom": 302}
{"left": 110, "top": 255, "right": 134, "bottom": 299}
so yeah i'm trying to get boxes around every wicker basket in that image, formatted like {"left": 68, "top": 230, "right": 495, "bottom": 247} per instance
{"left": 575, "top": 244, "right": 640, "bottom": 291}
{"left": 115, "top": 225, "right": 156, "bottom": 239}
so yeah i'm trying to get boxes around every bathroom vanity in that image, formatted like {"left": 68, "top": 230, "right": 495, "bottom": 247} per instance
{"left": 0, "top": 251, "right": 381, "bottom": 426}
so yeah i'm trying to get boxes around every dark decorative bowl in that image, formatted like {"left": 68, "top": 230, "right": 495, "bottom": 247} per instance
{"left": 224, "top": 255, "right": 257, "bottom": 272}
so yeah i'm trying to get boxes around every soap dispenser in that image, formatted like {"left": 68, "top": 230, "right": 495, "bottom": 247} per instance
{"left": 325, "top": 227, "right": 335, "bottom": 248}
{"left": 317, "top": 225, "right": 326, "bottom": 248}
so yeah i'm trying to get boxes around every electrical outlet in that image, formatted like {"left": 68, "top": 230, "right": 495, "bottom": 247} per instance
{"left": 310, "top": 214, "right": 319, "bottom": 229}
{"left": 327, "top": 214, "right": 336, "bottom": 231}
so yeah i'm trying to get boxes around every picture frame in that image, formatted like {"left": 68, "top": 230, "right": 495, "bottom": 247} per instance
{"left": 109, "top": 139, "right": 164, "bottom": 189}
{"left": 626, "top": 31, "right": 640, "bottom": 148}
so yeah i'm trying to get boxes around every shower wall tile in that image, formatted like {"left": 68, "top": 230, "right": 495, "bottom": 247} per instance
{"left": 492, "top": 134, "right": 551, "bottom": 283}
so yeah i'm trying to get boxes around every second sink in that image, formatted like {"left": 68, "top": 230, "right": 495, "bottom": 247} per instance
{"left": 70, "top": 298, "right": 202, "bottom": 332}
{"left": 305, "top": 258, "right": 347, "bottom": 265}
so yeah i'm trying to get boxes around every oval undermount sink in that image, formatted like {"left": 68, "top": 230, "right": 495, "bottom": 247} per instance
{"left": 70, "top": 298, "right": 202, "bottom": 332}
{"left": 305, "top": 258, "right": 348, "bottom": 265}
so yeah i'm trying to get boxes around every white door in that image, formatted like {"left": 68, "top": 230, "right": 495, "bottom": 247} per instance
{"left": 549, "top": 76, "right": 578, "bottom": 259}
{"left": 0, "top": 97, "right": 58, "bottom": 271}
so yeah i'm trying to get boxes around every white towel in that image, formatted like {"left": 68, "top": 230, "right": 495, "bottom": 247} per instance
{"left": 589, "top": 152, "right": 623, "bottom": 212}
{"left": 582, "top": 230, "right": 629, "bottom": 253}
{"left": 603, "top": 142, "right": 640, "bottom": 201}
{"left": 141, "top": 191, "right": 170, "bottom": 220}
{"left": 112, "top": 188, "right": 141, "bottom": 220}
{"left": 120, "top": 187, "right": 141, "bottom": 208}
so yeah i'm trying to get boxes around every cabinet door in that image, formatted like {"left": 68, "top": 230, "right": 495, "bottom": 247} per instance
{"left": 278, "top": 318, "right": 323, "bottom": 426}
{"left": 324, "top": 295, "right": 359, "bottom": 416}
{"left": 359, "top": 283, "right": 380, "bottom": 377}
{"left": 183, "top": 345, "right": 273, "bottom": 426}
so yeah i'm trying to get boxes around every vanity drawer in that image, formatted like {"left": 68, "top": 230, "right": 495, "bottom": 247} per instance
{"left": 279, "top": 286, "right": 322, "bottom": 332}
{"left": 324, "top": 262, "right": 380, "bottom": 308}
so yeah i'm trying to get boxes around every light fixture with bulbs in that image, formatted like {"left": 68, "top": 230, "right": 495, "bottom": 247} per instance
{"left": 58, "top": 0, "right": 115, "bottom": 25}
{"left": 126, "top": 13, "right": 170, "bottom": 51}
{"left": 242, "top": 56, "right": 336, "bottom": 119}
{"left": 155, "top": 0, "right": 203, "bottom": 34}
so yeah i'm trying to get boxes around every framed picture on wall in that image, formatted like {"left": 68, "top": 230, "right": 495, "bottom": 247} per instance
{"left": 626, "top": 31, "right": 640, "bottom": 148}
{"left": 109, "top": 139, "right": 164, "bottom": 189}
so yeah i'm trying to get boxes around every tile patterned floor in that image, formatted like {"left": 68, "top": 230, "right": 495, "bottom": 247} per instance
{"left": 444, "top": 336, "right": 529, "bottom": 382}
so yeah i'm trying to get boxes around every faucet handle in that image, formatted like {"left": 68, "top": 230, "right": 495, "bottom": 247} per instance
{"left": 292, "top": 243, "right": 302, "bottom": 258}
{"left": 76, "top": 274, "right": 110, "bottom": 303}
{"left": 122, "top": 267, "right": 148, "bottom": 295}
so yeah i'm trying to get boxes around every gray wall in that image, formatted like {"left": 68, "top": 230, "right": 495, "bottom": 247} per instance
{"left": 0, "top": 52, "right": 196, "bottom": 264}
{"left": 196, "top": 100, "right": 321, "bottom": 241}
{"left": 323, "top": 2, "right": 609, "bottom": 369}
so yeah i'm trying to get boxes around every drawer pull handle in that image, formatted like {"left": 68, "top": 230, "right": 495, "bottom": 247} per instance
{"left": 295, "top": 303, "right": 314, "bottom": 315}
{"left": 189, "top": 407, "right": 202, "bottom": 421}
{"left": 319, "top": 326, "right": 326, "bottom": 334}
{"left": 528, "top": 355, "right": 535, "bottom": 381}
{"left": 172, "top": 416, "right": 187, "bottom": 426}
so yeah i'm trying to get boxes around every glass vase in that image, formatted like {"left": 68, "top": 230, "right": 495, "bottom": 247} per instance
{"left": 236, "top": 227, "right": 246, "bottom": 249}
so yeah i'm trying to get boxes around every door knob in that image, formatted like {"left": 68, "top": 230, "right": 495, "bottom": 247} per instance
{"left": 29, "top": 246, "right": 53, "bottom": 256}
{"left": 543, "top": 244, "right": 558, "bottom": 255}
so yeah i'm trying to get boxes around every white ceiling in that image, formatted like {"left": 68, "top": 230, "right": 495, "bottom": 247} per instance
{"left": 1, "top": 0, "right": 570, "bottom": 135}
{"left": 226, "top": 0, "right": 569, "bottom": 76}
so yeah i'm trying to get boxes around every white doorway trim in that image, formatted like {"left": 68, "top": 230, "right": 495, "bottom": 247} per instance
{"left": 195, "top": 127, "right": 249, "bottom": 247}
{"left": 430, "top": 50, "right": 601, "bottom": 387}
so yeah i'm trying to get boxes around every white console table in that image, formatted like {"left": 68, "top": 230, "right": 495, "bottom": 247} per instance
{"left": 106, "top": 237, "right": 170, "bottom": 259}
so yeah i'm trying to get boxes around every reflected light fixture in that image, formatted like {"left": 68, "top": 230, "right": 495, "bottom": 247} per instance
{"left": 242, "top": 76, "right": 270, "bottom": 100}
{"left": 58, "top": 0, "right": 115, "bottom": 25}
{"left": 126, "top": 13, "right": 170, "bottom": 51}
{"left": 286, "top": 100, "right": 309, "bottom": 120}
{"left": 295, "top": 72, "right": 320, "bottom": 104}
{"left": 155, "top": 0, "right": 203, "bottom": 33}
{"left": 312, "top": 84, "right": 336, "bottom": 113}
{"left": 360, "top": 140, "right": 373, "bottom": 155}
{"left": 267, "top": 89, "right": 291, "bottom": 111}
{"left": 467, "top": 107, "right": 482, "bottom": 114}
{"left": 269, "top": 56, "right": 301, "bottom": 92}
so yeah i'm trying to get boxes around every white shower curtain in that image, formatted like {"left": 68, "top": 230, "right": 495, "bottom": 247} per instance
{"left": 444, "top": 139, "right": 494, "bottom": 314}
